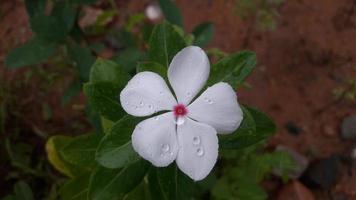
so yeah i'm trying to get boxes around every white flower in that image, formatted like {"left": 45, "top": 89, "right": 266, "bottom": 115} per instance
{"left": 120, "top": 46, "right": 243, "bottom": 181}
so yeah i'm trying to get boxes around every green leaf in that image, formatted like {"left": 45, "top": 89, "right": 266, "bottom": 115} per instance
{"left": 111, "top": 47, "right": 145, "bottom": 73}
{"left": 59, "top": 173, "right": 90, "bottom": 200}
{"left": 46, "top": 136, "right": 86, "bottom": 177}
{"left": 88, "top": 159, "right": 149, "bottom": 200}
{"left": 25, "top": 0, "right": 46, "bottom": 18}
{"left": 67, "top": 43, "right": 96, "bottom": 82}
{"left": 100, "top": 116, "right": 115, "bottom": 134}
{"left": 60, "top": 133, "right": 102, "bottom": 168}
{"left": 96, "top": 115, "right": 141, "bottom": 169}
{"left": 5, "top": 37, "right": 57, "bottom": 68}
{"left": 61, "top": 80, "right": 82, "bottom": 106}
{"left": 136, "top": 61, "right": 167, "bottom": 80}
{"left": 148, "top": 164, "right": 195, "bottom": 200}
{"left": 84, "top": 58, "right": 131, "bottom": 121}
{"left": 207, "top": 51, "right": 257, "bottom": 87}
{"left": 219, "top": 106, "right": 276, "bottom": 149}
{"left": 148, "top": 22, "right": 186, "bottom": 67}
{"left": 30, "top": 2, "right": 76, "bottom": 42}
{"left": 192, "top": 22, "right": 214, "bottom": 47}
{"left": 83, "top": 82, "right": 126, "bottom": 122}
{"left": 89, "top": 58, "right": 130, "bottom": 85}
{"left": 4, "top": 181, "right": 34, "bottom": 200}
{"left": 158, "top": 0, "right": 183, "bottom": 27}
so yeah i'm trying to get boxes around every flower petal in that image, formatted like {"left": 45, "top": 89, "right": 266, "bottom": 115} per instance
{"left": 176, "top": 118, "right": 218, "bottom": 181}
{"left": 168, "top": 46, "right": 210, "bottom": 105}
{"left": 187, "top": 82, "right": 243, "bottom": 134}
{"left": 131, "top": 112, "right": 178, "bottom": 167}
{"left": 120, "top": 72, "right": 177, "bottom": 117}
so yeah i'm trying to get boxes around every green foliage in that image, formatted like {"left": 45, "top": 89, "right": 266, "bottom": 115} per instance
{"left": 207, "top": 51, "right": 257, "bottom": 87}
{"left": 84, "top": 58, "right": 130, "bottom": 121}
{"left": 158, "top": 0, "right": 183, "bottom": 27}
{"left": 192, "top": 22, "right": 215, "bottom": 47}
{"left": 2, "top": 181, "right": 34, "bottom": 200}
{"left": 212, "top": 147, "right": 295, "bottom": 200}
{"left": 235, "top": 0, "right": 284, "bottom": 31}
{"left": 219, "top": 105, "right": 276, "bottom": 149}
{"left": 5, "top": 37, "right": 57, "bottom": 68}
{"left": 59, "top": 173, "right": 90, "bottom": 200}
{"left": 88, "top": 160, "right": 149, "bottom": 200}
{"left": 333, "top": 76, "right": 356, "bottom": 101}
{"left": 148, "top": 22, "right": 187, "bottom": 67}
{"left": 96, "top": 116, "right": 141, "bottom": 169}
{"left": 60, "top": 133, "right": 102, "bottom": 168}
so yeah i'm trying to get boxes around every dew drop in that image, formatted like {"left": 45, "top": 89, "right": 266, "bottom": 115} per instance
{"left": 175, "top": 117, "right": 185, "bottom": 125}
{"left": 139, "top": 101, "right": 144, "bottom": 106}
{"left": 186, "top": 92, "right": 191, "bottom": 97}
{"left": 148, "top": 105, "right": 153, "bottom": 109}
{"left": 159, "top": 91, "right": 164, "bottom": 95}
{"left": 196, "top": 147, "right": 204, "bottom": 156}
{"left": 161, "top": 144, "right": 170, "bottom": 153}
{"left": 192, "top": 136, "right": 200, "bottom": 145}
{"left": 207, "top": 99, "right": 214, "bottom": 104}
{"left": 134, "top": 105, "right": 139, "bottom": 109}
{"left": 154, "top": 116, "right": 159, "bottom": 121}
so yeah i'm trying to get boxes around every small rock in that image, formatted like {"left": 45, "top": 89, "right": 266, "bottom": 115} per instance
{"left": 341, "top": 115, "right": 356, "bottom": 139}
{"left": 275, "top": 145, "right": 309, "bottom": 179}
{"left": 285, "top": 121, "right": 302, "bottom": 136}
{"left": 277, "top": 181, "right": 315, "bottom": 200}
{"left": 300, "top": 155, "right": 340, "bottom": 190}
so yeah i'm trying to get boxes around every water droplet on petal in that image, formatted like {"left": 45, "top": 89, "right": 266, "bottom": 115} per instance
{"left": 161, "top": 144, "right": 170, "bottom": 153}
{"left": 197, "top": 147, "right": 204, "bottom": 156}
{"left": 207, "top": 99, "right": 214, "bottom": 104}
{"left": 192, "top": 136, "right": 200, "bottom": 145}
{"left": 148, "top": 105, "right": 153, "bottom": 109}
{"left": 159, "top": 91, "right": 164, "bottom": 95}
{"left": 154, "top": 116, "right": 159, "bottom": 120}
{"left": 186, "top": 92, "right": 191, "bottom": 97}
{"left": 139, "top": 101, "right": 144, "bottom": 106}
{"left": 175, "top": 117, "right": 185, "bottom": 125}
{"left": 134, "top": 105, "right": 138, "bottom": 109}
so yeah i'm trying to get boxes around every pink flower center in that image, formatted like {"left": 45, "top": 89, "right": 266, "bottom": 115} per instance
{"left": 173, "top": 104, "right": 188, "bottom": 117}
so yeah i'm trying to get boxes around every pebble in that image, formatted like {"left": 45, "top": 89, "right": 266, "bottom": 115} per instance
{"left": 275, "top": 145, "right": 309, "bottom": 179}
{"left": 300, "top": 155, "right": 340, "bottom": 190}
{"left": 277, "top": 181, "right": 315, "bottom": 200}
{"left": 341, "top": 115, "right": 356, "bottom": 139}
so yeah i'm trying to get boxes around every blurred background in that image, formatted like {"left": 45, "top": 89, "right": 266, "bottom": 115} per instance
{"left": 0, "top": 0, "right": 355, "bottom": 199}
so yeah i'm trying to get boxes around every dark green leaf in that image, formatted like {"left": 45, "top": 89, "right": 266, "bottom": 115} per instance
{"left": 61, "top": 80, "right": 82, "bottom": 106}
{"left": 158, "top": 0, "right": 183, "bottom": 27}
{"left": 25, "top": 0, "right": 46, "bottom": 18}
{"left": 148, "top": 164, "right": 195, "bottom": 200}
{"left": 96, "top": 115, "right": 141, "bottom": 169}
{"left": 59, "top": 173, "right": 90, "bottom": 200}
{"left": 219, "top": 106, "right": 276, "bottom": 149}
{"left": 67, "top": 44, "right": 96, "bottom": 82}
{"left": 148, "top": 22, "right": 186, "bottom": 67}
{"left": 136, "top": 61, "right": 167, "bottom": 80}
{"left": 5, "top": 37, "right": 57, "bottom": 68}
{"left": 4, "top": 181, "right": 34, "bottom": 200}
{"left": 83, "top": 82, "right": 126, "bottom": 122}
{"left": 88, "top": 159, "right": 149, "bottom": 200}
{"left": 112, "top": 47, "right": 145, "bottom": 73}
{"left": 207, "top": 51, "right": 257, "bottom": 87}
{"left": 30, "top": 3, "right": 76, "bottom": 42}
{"left": 192, "top": 22, "right": 214, "bottom": 47}
{"left": 46, "top": 136, "right": 88, "bottom": 177}
{"left": 60, "top": 134, "right": 102, "bottom": 168}
{"left": 89, "top": 58, "right": 130, "bottom": 85}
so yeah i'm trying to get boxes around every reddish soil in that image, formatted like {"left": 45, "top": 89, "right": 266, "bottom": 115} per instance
{"left": 1, "top": 0, "right": 355, "bottom": 199}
